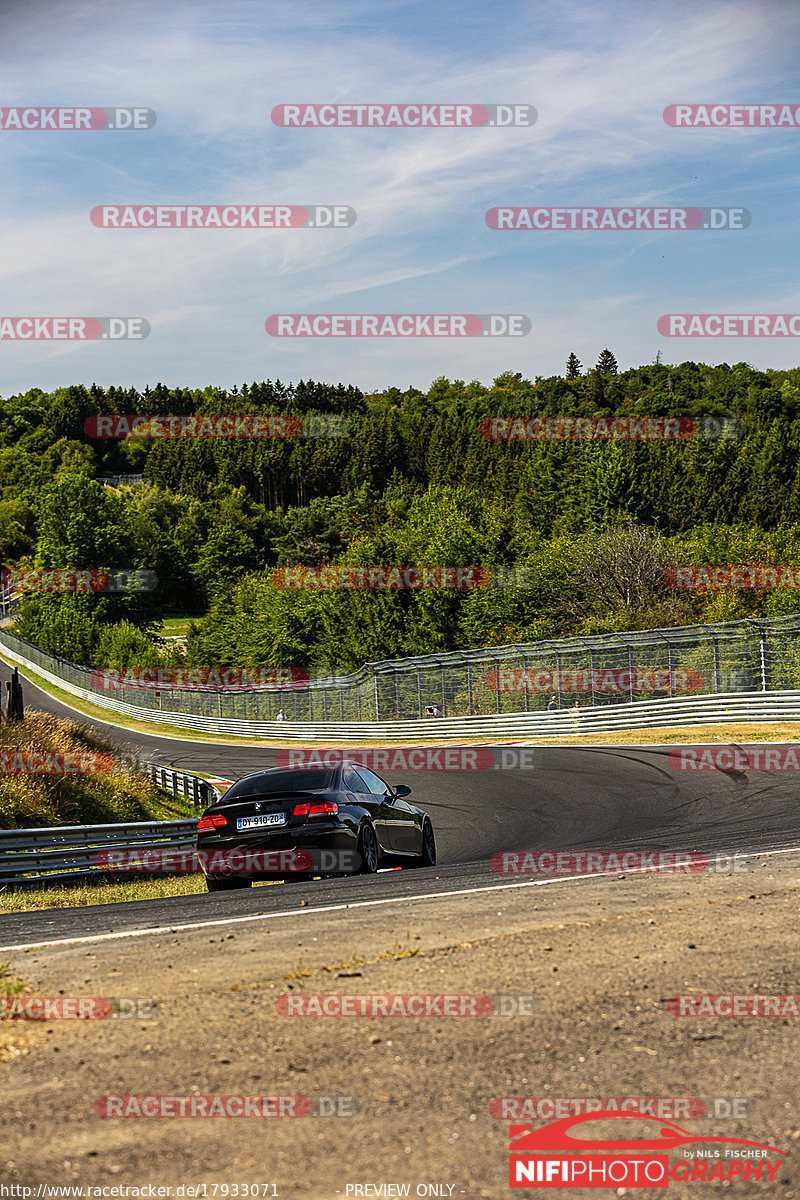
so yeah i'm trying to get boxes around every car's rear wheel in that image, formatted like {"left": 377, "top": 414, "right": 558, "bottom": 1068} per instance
{"left": 408, "top": 818, "right": 436, "bottom": 868}
{"left": 357, "top": 822, "right": 379, "bottom": 874}
{"left": 205, "top": 874, "right": 253, "bottom": 892}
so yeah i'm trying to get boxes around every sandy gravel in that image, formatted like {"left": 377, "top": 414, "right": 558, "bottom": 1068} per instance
{"left": 2, "top": 852, "right": 799, "bottom": 1198}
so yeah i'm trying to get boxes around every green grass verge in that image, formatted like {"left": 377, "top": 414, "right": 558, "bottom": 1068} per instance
{"left": 0, "top": 872, "right": 285, "bottom": 913}
{"left": 0, "top": 963, "right": 27, "bottom": 1055}
{"left": 0, "top": 710, "right": 198, "bottom": 828}
{"left": 0, "top": 873, "right": 208, "bottom": 912}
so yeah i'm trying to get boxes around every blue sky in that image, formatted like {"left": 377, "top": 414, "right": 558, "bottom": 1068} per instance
{"left": 2, "top": 0, "right": 800, "bottom": 396}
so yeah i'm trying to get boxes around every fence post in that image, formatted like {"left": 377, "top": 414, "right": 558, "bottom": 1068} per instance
{"left": 664, "top": 634, "right": 676, "bottom": 698}
{"left": 576, "top": 638, "right": 596, "bottom": 706}
{"left": 745, "top": 619, "right": 769, "bottom": 691}
{"left": 699, "top": 626, "right": 722, "bottom": 693}
{"left": 491, "top": 654, "right": 501, "bottom": 714}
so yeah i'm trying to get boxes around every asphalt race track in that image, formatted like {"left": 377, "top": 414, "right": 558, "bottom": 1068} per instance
{"left": 2, "top": 661, "right": 800, "bottom": 949}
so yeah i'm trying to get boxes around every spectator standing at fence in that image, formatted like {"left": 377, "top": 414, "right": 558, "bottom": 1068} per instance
{"left": 276, "top": 708, "right": 286, "bottom": 722}
{"left": 547, "top": 695, "right": 558, "bottom": 712}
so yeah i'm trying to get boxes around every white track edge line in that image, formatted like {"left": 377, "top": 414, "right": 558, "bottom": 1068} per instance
{"left": 2, "top": 844, "right": 799, "bottom": 953}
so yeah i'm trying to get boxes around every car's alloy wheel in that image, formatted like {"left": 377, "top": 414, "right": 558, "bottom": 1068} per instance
{"left": 205, "top": 874, "right": 253, "bottom": 892}
{"left": 409, "top": 818, "right": 436, "bottom": 868}
{"left": 357, "top": 822, "right": 379, "bottom": 873}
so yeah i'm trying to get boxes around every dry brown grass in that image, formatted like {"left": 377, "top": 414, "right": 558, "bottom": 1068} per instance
{"left": 0, "top": 711, "right": 196, "bottom": 828}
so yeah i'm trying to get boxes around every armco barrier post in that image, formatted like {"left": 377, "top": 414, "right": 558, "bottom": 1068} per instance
{"left": 745, "top": 619, "right": 769, "bottom": 691}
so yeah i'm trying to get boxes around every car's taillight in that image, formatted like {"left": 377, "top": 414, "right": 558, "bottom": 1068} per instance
{"left": 198, "top": 813, "right": 228, "bottom": 831}
{"left": 293, "top": 801, "right": 337, "bottom": 818}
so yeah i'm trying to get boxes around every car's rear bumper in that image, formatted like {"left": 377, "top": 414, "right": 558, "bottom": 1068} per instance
{"left": 196, "top": 824, "right": 359, "bottom": 878}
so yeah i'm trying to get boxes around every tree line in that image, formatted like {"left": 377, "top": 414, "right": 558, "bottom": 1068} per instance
{"left": 4, "top": 359, "right": 800, "bottom": 673}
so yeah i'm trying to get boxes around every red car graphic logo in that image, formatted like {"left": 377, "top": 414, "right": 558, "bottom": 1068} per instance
{"left": 510, "top": 1110, "right": 785, "bottom": 1155}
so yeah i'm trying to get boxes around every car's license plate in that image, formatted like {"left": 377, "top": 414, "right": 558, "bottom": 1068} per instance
{"left": 236, "top": 813, "right": 287, "bottom": 830}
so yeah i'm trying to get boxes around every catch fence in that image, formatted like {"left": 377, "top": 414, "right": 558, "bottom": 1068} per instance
{"left": 2, "top": 614, "right": 800, "bottom": 723}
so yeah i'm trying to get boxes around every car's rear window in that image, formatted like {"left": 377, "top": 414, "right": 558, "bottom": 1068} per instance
{"left": 224, "top": 768, "right": 335, "bottom": 799}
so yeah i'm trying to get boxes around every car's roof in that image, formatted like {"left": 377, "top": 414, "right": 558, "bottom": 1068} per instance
{"left": 234, "top": 760, "right": 375, "bottom": 784}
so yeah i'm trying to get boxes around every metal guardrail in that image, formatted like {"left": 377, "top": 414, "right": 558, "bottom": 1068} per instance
{"left": 0, "top": 767, "right": 220, "bottom": 889}
{"left": 143, "top": 764, "right": 220, "bottom": 808}
{"left": 100, "top": 475, "right": 145, "bottom": 487}
{"left": 0, "top": 818, "right": 199, "bottom": 889}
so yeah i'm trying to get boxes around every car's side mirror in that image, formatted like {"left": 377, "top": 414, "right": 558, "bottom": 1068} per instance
{"left": 394, "top": 784, "right": 412, "bottom": 798}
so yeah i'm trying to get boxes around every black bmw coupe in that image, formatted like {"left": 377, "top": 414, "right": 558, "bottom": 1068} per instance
{"left": 196, "top": 761, "right": 436, "bottom": 891}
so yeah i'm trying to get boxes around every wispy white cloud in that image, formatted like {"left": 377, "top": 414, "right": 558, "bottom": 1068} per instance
{"left": 1, "top": 0, "right": 799, "bottom": 392}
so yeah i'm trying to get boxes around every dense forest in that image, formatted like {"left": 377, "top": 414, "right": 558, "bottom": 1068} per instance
{"left": 4, "top": 356, "right": 800, "bottom": 674}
